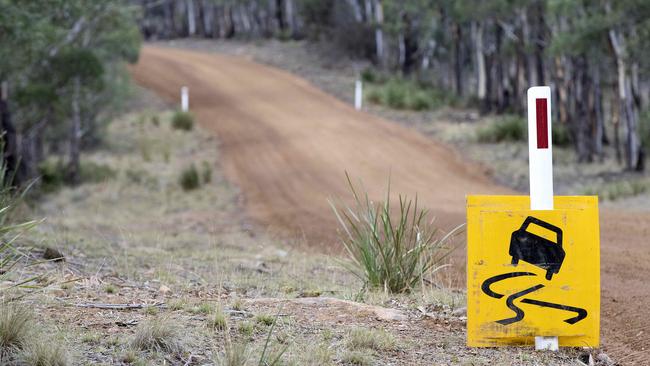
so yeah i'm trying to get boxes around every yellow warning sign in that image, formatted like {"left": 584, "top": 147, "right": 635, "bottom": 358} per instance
{"left": 466, "top": 195, "right": 600, "bottom": 347}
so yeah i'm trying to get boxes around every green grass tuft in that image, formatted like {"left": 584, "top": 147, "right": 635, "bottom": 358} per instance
{"left": 209, "top": 307, "right": 228, "bottom": 331}
{"left": 171, "top": 110, "right": 194, "bottom": 131}
{"left": 179, "top": 164, "right": 201, "bottom": 191}
{"left": 331, "top": 173, "right": 461, "bottom": 293}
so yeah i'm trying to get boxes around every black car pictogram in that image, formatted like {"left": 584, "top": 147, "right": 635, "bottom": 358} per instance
{"left": 509, "top": 216, "right": 565, "bottom": 280}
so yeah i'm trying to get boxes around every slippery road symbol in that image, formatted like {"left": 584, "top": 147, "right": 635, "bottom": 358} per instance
{"left": 481, "top": 216, "right": 587, "bottom": 326}
{"left": 481, "top": 272, "right": 588, "bottom": 325}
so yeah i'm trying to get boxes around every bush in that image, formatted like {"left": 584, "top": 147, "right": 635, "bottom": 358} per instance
{"left": 39, "top": 160, "right": 115, "bottom": 191}
{"left": 384, "top": 80, "right": 408, "bottom": 109}
{"left": 179, "top": 164, "right": 201, "bottom": 191}
{"left": 477, "top": 115, "right": 526, "bottom": 143}
{"left": 330, "top": 174, "right": 461, "bottom": 293}
{"left": 171, "top": 110, "right": 194, "bottom": 131}
{"left": 552, "top": 123, "right": 571, "bottom": 147}
{"left": 477, "top": 115, "right": 571, "bottom": 146}
{"left": 365, "top": 78, "right": 448, "bottom": 111}
{"left": 360, "top": 68, "right": 378, "bottom": 83}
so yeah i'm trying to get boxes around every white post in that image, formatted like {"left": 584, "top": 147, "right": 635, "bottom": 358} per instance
{"left": 527, "top": 86, "right": 553, "bottom": 211}
{"left": 528, "top": 86, "right": 558, "bottom": 351}
{"left": 181, "top": 86, "right": 189, "bottom": 112}
{"left": 354, "top": 79, "right": 363, "bottom": 110}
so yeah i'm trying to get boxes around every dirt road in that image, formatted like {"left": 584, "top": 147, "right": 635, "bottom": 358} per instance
{"left": 131, "top": 45, "right": 649, "bottom": 364}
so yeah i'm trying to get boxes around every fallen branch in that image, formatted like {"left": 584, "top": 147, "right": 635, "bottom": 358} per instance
{"left": 74, "top": 302, "right": 165, "bottom": 310}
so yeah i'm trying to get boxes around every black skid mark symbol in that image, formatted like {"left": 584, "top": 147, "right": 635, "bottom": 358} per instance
{"left": 519, "top": 298, "right": 587, "bottom": 325}
{"left": 481, "top": 272, "right": 538, "bottom": 299}
{"left": 481, "top": 272, "right": 588, "bottom": 325}
{"left": 497, "top": 284, "right": 545, "bottom": 325}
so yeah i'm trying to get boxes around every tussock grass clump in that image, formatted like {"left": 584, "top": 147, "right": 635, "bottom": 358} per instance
{"left": 0, "top": 305, "right": 70, "bottom": 365}
{"left": 238, "top": 322, "right": 254, "bottom": 337}
{"left": 255, "top": 314, "right": 275, "bottom": 327}
{"left": 179, "top": 164, "right": 201, "bottom": 191}
{"left": 0, "top": 305, "right": 32, "bottom": 351}
{"left": 130, "top": 318, "right": 182, "bottom": 354}
{"left": 209, "top": 307, "right": 228, "bottom": 331}
{"left": 17, "top": 340, "right": 70, "bottom": 366}
{"left": 219, "top": 341, "right": 250, "bottom": 366}
{"left": 331, "top": 174, "right": 460, "bottom": 293}
{"left": 341, "top": 349, "right": 373, "bottom": 366}
{"left": 171, "top": 110, "right": 194, "bottom": 131}
{"left": 347, "top": 328, "right": 396, "bottom": 351}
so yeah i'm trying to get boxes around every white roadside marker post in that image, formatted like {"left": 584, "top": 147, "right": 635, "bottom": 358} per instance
{"left": 181, "top": 86, "right": 189, "bottom": 112}
{"left": 527, "top": 86, "right": 558, "bottom": 351}
{"left": 354, "top": 79, "right": 363, "bottom": 110}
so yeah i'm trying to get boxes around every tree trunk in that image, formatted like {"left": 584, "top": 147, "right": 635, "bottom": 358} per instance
{"left": 473, "top": 22, "right": 487, "bottom": 113}
{"left": 67, "top": 77, "right": 82, "bottom": 185}
{"left": 0, "top": 81, "right": 19, "bottom": 185}
{"left": 373, "top": 0, "right": 384, "bottom": 66}
{"left": 453, "top": 22, "right": 463, "bottom": 96}
{"left": 186, "top": 0, "right": 196, "bottom": 36}
{"left": 593, "top": 65, "right": 604, "bottom": 161}
{"left": 284, "top": 0, "right": 296, "bottom": 38}
{"left": 609, "top": 27, "right": 641, "bottom": 170}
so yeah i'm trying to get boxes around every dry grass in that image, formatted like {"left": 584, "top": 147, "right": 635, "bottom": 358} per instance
{"left": 16, "top": 339, "right": 70, "bottom": 366}
{"left": 208, "top": 306, "right": 228, "bottom": 331}
{"left": 0, "top": 304, "right": 32, "bottom": 352}
{"left": 347, "top": 327, "right": 396, "bottom": 351}
{"left": 130, "top": 317, "right": 183, "bottom": 354}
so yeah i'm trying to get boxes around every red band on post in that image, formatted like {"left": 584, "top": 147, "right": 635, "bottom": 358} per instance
{"left": 536, "top": 98, "right": 549, "bottom": 149}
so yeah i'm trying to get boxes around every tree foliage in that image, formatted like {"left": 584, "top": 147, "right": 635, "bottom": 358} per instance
{"left": 0, "top": 0, "right": 141, "bottom": 186}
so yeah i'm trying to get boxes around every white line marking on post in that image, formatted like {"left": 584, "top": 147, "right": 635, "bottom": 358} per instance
{"left": 181, "top": 86, "right": 189, "bottom": 112}
{"left": 354, "top": 80, "right": 362, "bottom": 110}
{"left": 527, "top": 86, "right": 553, "bottom": 211}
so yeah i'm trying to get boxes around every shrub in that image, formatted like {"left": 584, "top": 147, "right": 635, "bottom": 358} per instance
{"left": 384, "top": 80, "right": 408, "bottom": 109}
{"left": 365, "top": 78, "right": 448, "bottom": 111}
{"left": 360, "top": 68, "right": 377, "bottom": 83}
{"left": 330, "top": 174, "right": 461, "bottom": 293}
{"left": 179, "top": 164, "right": 201, "bottom": 191}
{"left": 39, "top": 160, "right": 115, "bottom": 191}
{"left": 171, "top": 110, "right": 194, "bottom": 131}
{"left": 552, "top": 123, "right": 572, "bottom": 147}
{"left": 477, "top": 115, "right": 526, "bottom": 143}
